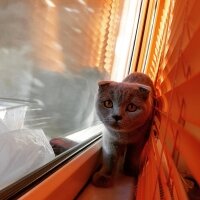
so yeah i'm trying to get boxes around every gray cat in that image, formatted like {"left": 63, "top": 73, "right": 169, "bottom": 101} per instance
{"left": 92, "top": 72, "right": 155, "bottom": 187}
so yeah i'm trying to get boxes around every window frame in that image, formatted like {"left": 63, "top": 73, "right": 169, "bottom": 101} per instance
{"left": 0, "top": 0, "right": 145, "bottom": 198}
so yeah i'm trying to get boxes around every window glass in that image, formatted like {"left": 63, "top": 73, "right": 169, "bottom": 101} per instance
{"left": 0, "top": 0, "right": 125, "bottom": 189}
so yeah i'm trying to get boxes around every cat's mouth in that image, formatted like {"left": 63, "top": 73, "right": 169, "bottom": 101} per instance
{"left": 110, "top": 121, "right": 122, "bottom": 130}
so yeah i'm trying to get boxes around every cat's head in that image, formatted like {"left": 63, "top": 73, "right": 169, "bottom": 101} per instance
{"left": 96, "top": 81, "right": 153, "bottom": 133}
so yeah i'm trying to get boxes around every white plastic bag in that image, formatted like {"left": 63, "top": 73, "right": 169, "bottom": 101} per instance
{"left": 0, "top": 104, "right": 27, "bottom": 131}
{"left": 0, "top": 128, "right": 55, "bottom": 189}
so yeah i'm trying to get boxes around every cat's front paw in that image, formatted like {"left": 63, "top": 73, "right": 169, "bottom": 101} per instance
{"left": 92, "top": 172, "right": 113, "bottom": 188}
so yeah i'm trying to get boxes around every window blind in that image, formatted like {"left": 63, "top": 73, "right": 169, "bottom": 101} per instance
{"left": 136, "top": 0, "right": 200, "bottom": 199}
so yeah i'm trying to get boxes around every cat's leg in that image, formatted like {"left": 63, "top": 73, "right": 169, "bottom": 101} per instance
{"left": 92, "top": 152, "right": 117, "bottom": 187}
{"left": 123, "top": 144, "right": 143, "bottom": 178}
{"left": 92, "top": 143, "right": 125, "bottom": 187}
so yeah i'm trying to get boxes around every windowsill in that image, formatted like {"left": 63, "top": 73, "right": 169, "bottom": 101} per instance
{"left": 65, "top": 124, "right": 105, "bottom": 143}
{"left": 77, "top": 174, "right": 136, "bottom": 200}
{"left": 18, "top": 136, "right": 136, "bottom": 200}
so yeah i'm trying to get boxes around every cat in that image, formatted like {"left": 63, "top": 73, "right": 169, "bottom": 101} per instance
{"left": 92, "top": 72, "right": 155, "bottom": 187}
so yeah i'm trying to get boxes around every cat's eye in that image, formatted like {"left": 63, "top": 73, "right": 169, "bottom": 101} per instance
{"left": 104, "top": 100, "right": 113, "bottom": 108}
{"left": 126, "top": 103, "right": 137, "bottom": 112}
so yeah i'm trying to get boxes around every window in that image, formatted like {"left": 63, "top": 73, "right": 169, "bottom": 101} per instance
{"left": 0, "top": 0, "right": 145, "bottom": 194}
{"left": 0, "top": 0, "right": 126, "bottom": 190}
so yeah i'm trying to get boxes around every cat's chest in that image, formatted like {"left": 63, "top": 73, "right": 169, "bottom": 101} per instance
{"left": 103, "top": 128, "right": 145, "bottom": 144}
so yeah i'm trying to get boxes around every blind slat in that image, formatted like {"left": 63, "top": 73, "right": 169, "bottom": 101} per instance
{"left": 157, "top": 113, "right": 200, "bottom": 184}
{"left": 157, "top": 73, "right": 200, "bottom": 127}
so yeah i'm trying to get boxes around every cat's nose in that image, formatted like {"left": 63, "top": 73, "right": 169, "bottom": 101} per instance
{"left": 112, "top": 115, "right": 122, "bottom": 121}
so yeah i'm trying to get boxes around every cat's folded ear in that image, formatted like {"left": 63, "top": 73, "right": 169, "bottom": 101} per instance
{"left": 98, "top": 81, "right": 113, "bottom": 90}
{"left": 98, "top": 81, "right": 113, "bottom": 86}
{"left": 137, "top": 84, "right": 151, "bottom": 100}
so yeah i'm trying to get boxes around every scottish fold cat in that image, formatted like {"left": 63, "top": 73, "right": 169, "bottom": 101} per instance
{"left": 92, "top": 72, "right": 155, "bottom": 187}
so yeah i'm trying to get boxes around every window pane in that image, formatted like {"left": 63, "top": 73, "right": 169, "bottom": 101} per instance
{"left": 0, "top": 0, "right": 124, "bottom": 189}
